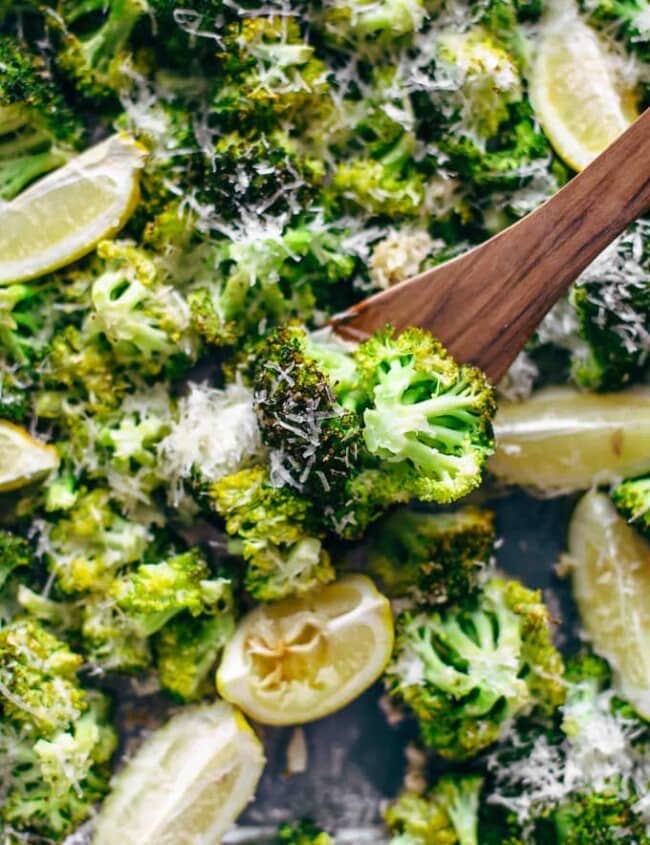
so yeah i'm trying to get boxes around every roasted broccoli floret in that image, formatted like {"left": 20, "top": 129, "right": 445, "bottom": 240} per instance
{"left": 0, "top": 36, "right": 83, "bottom": 199}
{"left": 320, "top": 0, "right": 426, "bottom": 47}
{"left": 611, "top": 476, "right": 650, "bottom": 539}
{"left": 246, "top": 323, "right": 363, "bottom": 500}
{"left": 384, "top": 577, "right": 565, "bottom": 759}
{"left": 0, "top": 683, "right": 116, "bottom": 840}
{"left": 110, "top": 547, "right": 232, "bottom": 637}
{"left": 211, "top": 18, "right": 332, "bottom": 133}
{"left": 48, "top": 0, "right": 149, "bottom": 102}
{"left": 570, "top": 220, "right": 650, "bottom": 390}
{"left": 206, "top": 465, "right": 334, "bottom": 601}
{"left": 276, "top": 820, "right": 335, "bottom": 844}
{"left": 0, "top": 617, "right": 85, "bottom": 735}
{"left": 41, "top": 488, "right": 152, "bottom": 594}
{"left": 368, "top": 506, "right": 495, "bottom": 606}
{"left": 188, "top": 222, "right": 358, "bottom": 347}
{"left": 487, "top": 653, "right": 650, "bottom": 844}
{"left": 0, "top": 530, "right": 31, "bottom": 590}
{"left": 84, "top": 239, "right": 198, "bottom": 378}
{"left": 80, "top": 592, "right": 151, "bottom": 673}
{"left": 155, "top": 611, "right": 235, "bottom": 701}
{"left": 357, "top": 327, "right": 495, "bottom": 505}
{"left": 385, "top": 774, "right": 483, "bottom": 845}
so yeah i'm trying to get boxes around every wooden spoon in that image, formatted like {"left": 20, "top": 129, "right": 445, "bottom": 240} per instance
{"left": 330, "top": 109, "right": 650, "bottom": 383}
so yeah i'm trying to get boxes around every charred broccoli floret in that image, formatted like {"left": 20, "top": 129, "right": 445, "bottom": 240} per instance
{"left": 368, "top": 506, "right": 495, "bottom": 606}
{"left": 384, "top": 577, "right": 565, "bottom": 759}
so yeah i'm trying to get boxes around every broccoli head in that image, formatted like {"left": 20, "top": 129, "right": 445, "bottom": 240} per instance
{"left": 486, "top": 652, "right": 650, "bottom": 844}
{"left": 110, "top": 547, "right": 233, "bottom": 637}
{"left": 368, "top": 506, "right": 496, "bottom": 606}
{"left": 42, "top": 488, "right": 152, "bottom": 594}
{"left": 385, "top": 774, "right": 483, "bottom": 845}
{"left": 0, "top": 35, "right": 83, "bottom": 198}
{"left": 206, "top": 464, "right": 335, "bottom": 601}
{"left": 611, "top": 476, "right": 650, "bottom": 539}
{"left": 155, "top": 611, "right": 235, "bottom": 701}
{"left": 0, "top": 529, "right": 31, "bottom": 590}
{"left": 320, "top": 0, "right": 426, "bottom": 48}
{"left": 570, "top": 220, "right": 650, "bottom": 391}
{"left": 0, "top": 617, "right": 86, "bottom": 736}
{"left": 276, "top": 821, "right": 334, "bottom": 844}
{"left": 384, "top": 577, "right": 565, "bottom": 759}
{"left": 84, "top": 239, "right": 198, "bottom": 378}
{"left": 47, "top": 0, "right": 149, "bottom": 102}
{"left": 357, "top": 327, "right": 495, "bottom": 505}
{"left": 0, "top": 687, "right": 116, "bottom": 839}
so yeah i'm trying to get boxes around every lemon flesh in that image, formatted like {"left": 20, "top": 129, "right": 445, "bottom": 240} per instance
{"left": 0, "top": 421, "right": 59, "bottom": 493}
{"left": 567, "top": 491, "right": 650, "bottom": 718}
{"left": 0, "top": 134, "right": 145, "bottom": 285}
{"left": 530, "top": 7, "right": 638, "bottom": 171}
{"left": 489, "top": 387, "right": 650, "bottom": 494}
{"left": 92, "top": 702, "right": 265, "bottom": 845}
{"left": 217, "top": 574, "right": 394, "bottom": 726}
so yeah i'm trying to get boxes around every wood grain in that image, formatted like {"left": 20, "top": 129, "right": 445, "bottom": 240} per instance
{"left": 330, "top": 109, "right": 650, "bottom": 383}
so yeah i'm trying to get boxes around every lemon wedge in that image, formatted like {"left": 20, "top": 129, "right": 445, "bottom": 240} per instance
{"left": 0, "top": 134, "right": 145, "bottom": 285}
{"left": 0, "top": 420, "right": 59, "bottom": 493}
{"left": 530, "top": 6, "right": 638, "bottom": 171}
{"left": 217, "top": 574, "right": 394, "bottom": 726}
{"left": 566, "top": 491, "right": 650, "bottom": 718}
{"left": 489, "top": 387, "right": 650, "bottom": 494}
{"left": 92, "top": 702, "right": 265, "bottom": 845}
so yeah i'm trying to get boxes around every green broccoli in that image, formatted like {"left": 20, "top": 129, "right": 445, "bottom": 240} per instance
{"left": 80, "top": 592, "right": 151, "bottom": 673}
{"left": 110, "top": 547, "right": 233, "bottom": 637}
{"left": 0, "top": 35, "right": 83, "bottom": 199}
{"left": 320, "top": 0, "right": 426, "bottom": 47}
{"left": 367, "top": 506, "right": 496, "bottom": 606}
{"left": 384, "top": 577, "right": 565, "bottom": 759}
{"left": 0, "top": 684, "right": 116, "bottom": 840}
{"left": 276, "top": 820, "right": 335, "bottom": 844}
{"left": 0, "top": 617, "right": 86, "bottom": 736}
{"left": 84, "top": 239, "right": 199, "bottom": 377}
{"left": 487, "top": 653, "right": 650, "bottom": 844}
{"left": 385, "top": 774, "right": 483, "bottom": 845}
{"left": 47, "top": 0, "right": 149, "bottom": 102}
{"left": 0, "top": 369, "right": 29, "bottom": 424}
{"left": 211, "top": 18, "right": 332, "bottom": 133}
{"left": 41, "top": 488, "right": 152, "bottom": 594}
{"left": 155, "top": 611, "right": 235, "bottom": 701}
{"left": 357, "top": 327, "right": 495, "bottom": 505}
{"left": 611, "top": 476, "right": 650, "bottom": 539}
{"left": 0, "top": 530, "right": 31, "bottom": 590}
{"left": 570, "top": 220, "right": 650, "bottom": 391}
{"left": 206, "top": 464, "right": 335, "bottom": 601}
{"left": 188, "top": 222, "right": 358, "bottom": 347}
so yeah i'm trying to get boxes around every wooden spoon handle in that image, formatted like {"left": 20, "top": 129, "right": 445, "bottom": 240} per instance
{"left": 331, "top": 109, "right": 650, "bottom": 383}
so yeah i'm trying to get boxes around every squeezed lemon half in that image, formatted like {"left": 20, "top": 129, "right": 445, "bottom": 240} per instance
{"left": 530, "top": 5, "right": 638, "bottom": 171}
{"left": 0, "top": 133, "right": 145, "bottom": 285}
{"left": 217, "top": 574, "right": 394, "bottom": 725}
